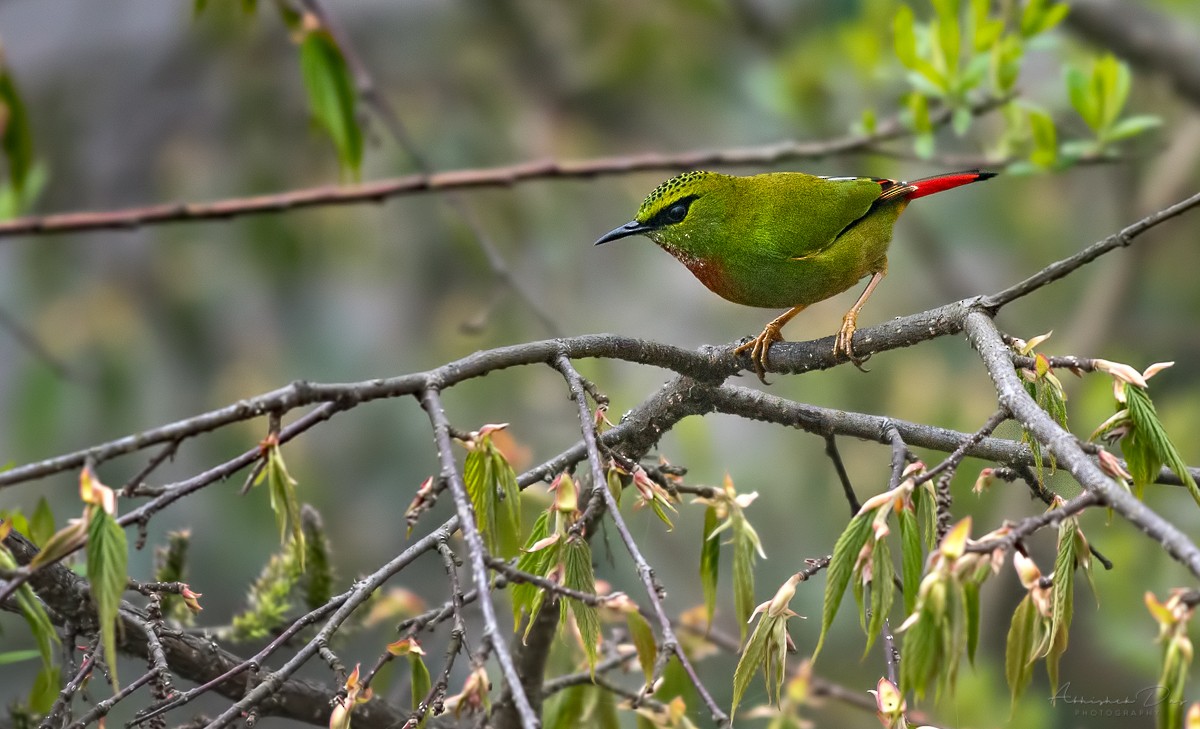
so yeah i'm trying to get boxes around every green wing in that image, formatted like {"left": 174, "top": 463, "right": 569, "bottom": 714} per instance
{"left": 740, "top": 173, "right": 884, "bottom": 260}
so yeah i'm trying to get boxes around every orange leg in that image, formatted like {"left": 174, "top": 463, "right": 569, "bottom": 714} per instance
{"left": 733, "top": 305, "right": 806, "bottom": 384}
{"left": 835, "top": 270, "right": 886, "bottom": 369}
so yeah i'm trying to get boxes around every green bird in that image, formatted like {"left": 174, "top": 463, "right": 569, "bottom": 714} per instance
{"left": 595, "top": 169, "right": 995, "bottom": 382}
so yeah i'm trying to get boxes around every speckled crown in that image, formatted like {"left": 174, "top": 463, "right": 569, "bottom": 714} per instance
{"left": 636, "top": 170, "right": 713, "bottom": 219}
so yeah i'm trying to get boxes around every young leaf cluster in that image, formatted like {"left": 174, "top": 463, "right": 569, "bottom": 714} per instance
{"left": 1014, "top": 335, "right": 1068, "bottom": 485}
{"left": 253, "top": 435, "right": 306, "bottom": 567}
{"left": 1089, "top": 360, "right": 1200, "bottom": 505}
{"left": 1064, "top": 53, "right": 1162, "bottom": 159}
{"left": 692, "top": 475, "right": 765, "bottom": 638}
{"left": 815, "top": 464, "right": 933, "bottom": 663}
{"left": 510, "top": 473, "right": 600, "bottom": 672}
{"left": 461, "top": 424, "right": 524, "bottom": 560}
{"left": 896, "top": 518, "right": 995, "bottom": 700}
{"left": 387, "top": 638, "right": 432, "bottom": 729}
{"left": 1005, "top": 514, "right": 1092, "bottom": 706}
{"left": 1145, "top": 590, "right": 1196, "bottom": 729}
{"left": 0, "top": 519, "right": 59, "bottom": 712}
{"left": 193, "top": 3, "right": 362, "bottom": 177}
{"left": 732, "top": 574, "right": 803, "bottom": 721}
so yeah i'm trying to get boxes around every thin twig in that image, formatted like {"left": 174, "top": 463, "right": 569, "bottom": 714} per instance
{"left": 554, "top": 355, "right": 729, "bottom": 727}
{"left": 964, "top": 312, "right": 1200, "bottom": 578}
{"left": 0, "top": 99, "right": 1002, "bottom": 240}
{"left": 198, "top": 523, "right": 455, "bottom": 729}
{"left": 419, "top": 387, "right": 540, "bottom": 729}
{"left": 823, "top": 435, "right": 860, "bottom": 516}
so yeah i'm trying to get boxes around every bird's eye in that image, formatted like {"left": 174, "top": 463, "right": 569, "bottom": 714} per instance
{"left": 665, "top": 203, "right": 689, "bottom": 223}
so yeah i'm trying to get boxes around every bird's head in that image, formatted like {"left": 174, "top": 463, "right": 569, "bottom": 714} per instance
{"left": 594, "top": 170, "right": 730, "bottom": 253}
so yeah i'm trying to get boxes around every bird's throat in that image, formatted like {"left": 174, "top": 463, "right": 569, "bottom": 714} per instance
{"left": 658, "top": 243, "right": 735, "bottom": 301}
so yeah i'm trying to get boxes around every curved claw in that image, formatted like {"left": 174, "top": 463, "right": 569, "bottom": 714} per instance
{"left": 734, "top": 328, "right": 782, "bottom": 384}
{"left": 834, "top": 313, "right": 872, "bottom": 372}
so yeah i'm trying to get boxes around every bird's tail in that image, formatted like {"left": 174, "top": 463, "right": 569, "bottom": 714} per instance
{"left": 902, "top": 169, "right": 997, "bottom": 200}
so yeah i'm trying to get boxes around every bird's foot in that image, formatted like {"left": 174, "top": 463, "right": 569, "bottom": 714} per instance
{"left": 734, "top": 324, "right": 785, "bottom": 384}
{"left": 834, "top": 312, "right": 871, "bottom": 372}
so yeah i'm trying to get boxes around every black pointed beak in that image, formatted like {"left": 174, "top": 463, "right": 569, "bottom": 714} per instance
{"left": 594, "top": 220, "right": 652, "bottom": 245}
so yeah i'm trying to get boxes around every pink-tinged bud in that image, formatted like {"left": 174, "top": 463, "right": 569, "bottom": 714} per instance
{"left": 1187, "top": 702, "right": 1200, "bottom": 729}
{"left": 328, "top": 698, "right": 351, "bottom": 729}
{"left": 871, "top": 676, "right": 904, "bottom": 716}
{"left": 973, "top": 468, "right": 995, "bottom": 494}
{"left": 181, "top": 586, "right": 203, "bottom": 613}
{"left": 549, "top": 473, "right": 578, "bottom": 513}
{"left": 1093, "top": 359, "right": 1149, "bottom": 389}
{"left": 1013, "top": 552, "right": 1042, "bottom": 589}
{"left": 765, "top": 573, "right": 803, "bottom": 619}
{"left": 1097, "top": 449, "right": 1132, "bottom": 481}
{"left": 1143, "top": 362, "right": 1174, "bottom": 381}
{"left": 80, "top": 466, "right": 117, "bottom": 515}
{"left": 632, "top": 466, "right": 657, "bottom": 501}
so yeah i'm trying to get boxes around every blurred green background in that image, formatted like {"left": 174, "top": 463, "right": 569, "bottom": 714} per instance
{"left": 0, "top": 1, "right": 1198, "bottom": 727}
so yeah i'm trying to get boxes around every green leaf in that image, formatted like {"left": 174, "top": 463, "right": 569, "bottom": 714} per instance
{"left": 0, "top": 649, "right": 41, "bottom": 665}
{"left": 298, "top": 28, "right": 363, "bottom": 178}
{"left": 964, "top": 580, "right": 980, "bottom": 664}
{"left": 491, "top": 451, "right": 523, "bottom": 559}
{"left": 29, "top": 664, "right": 59, "bottom": 714}
{"left": 733, "top": 526, "right": 756, "bottom": 639}
{"left": 969, "top": 0, "right": 1003, "bottom": 50}
{"left": 732, "top": 613, "right": 787, "bottom": 720}
{"left": 991, "top": 34, "right": 1024, "bottom": 93}
{"left": 563, "top": 537, "right": 600, "bottom": 673}
{"left": 0, "top": 67, "right": 35, "bottom": 195}
{"left": 1096, "top": 54, "right": 1131, "bottom": 132}
{"left": 464, "top": 446, "right": 522, "bottom": 559}
{"left": 899, "top": 507, "right": 923, "bottom": 617}
{"left": 1022, "top": 0, "right": 1069, "bottom": 38}
{"left": 864, "top": 537, "right": 895, "bottom": 657}
{"left": 546, "top": 683, "right": 620, "bottom": 729}
{"left": 1157, "top": 641, "right": 1189, "bottom": 729}
{"left": 1066, "top": 66, "right": 1099, "bottom": 132}
{"left": 1005, "top": 594, "right": 1038, "bottom": 705}
{"left": 410, "top": 652, "right": 431, "bottom": 728}
{"left": 814, "top": 512, "right": 872, "bottom": 661}
{"left": 1106, "top": 114, "right": 1161, "bottom": 142}
{"left": 893, "top": 5, "right": 919, "bottom": 68}
{"left": 1027, "top": 106, "right": 1058, "bottom": 167}
{"left": 700, "top": 506, "right": 720, "bottom": 629}
{"left": 626, "top": 610, "right": 657, "bottom": 683}
{"left": 512, "top": 511, "right": 553, "bottom": 633}
{"left": 464, "top": 449, "right": 493, "bottom": 546}
{"left": 30, "top": 497, "right": 55, "bottom": 548}
{"left": 932, "top": 7, "right": 960, "bottom": 82}
{"left": 0, "top": 540, "right": 58, "bottom": 684}
{"left": 764, "top": 613, "right": 789, "bottom": 706}
{"left": 265, "top": 444, "right": 305, "bottom": 567}
{"left": 87, "top": 508, "right": 128, "bottom": 690}
{"left": 1125, "top": 384, "right": 1200, "bottom": 505}
{"left": 1047, "top": 518, "right": 1077, "bottom": 692}
{"left": 900, "top": 601, "right": 939, "bottom": 699}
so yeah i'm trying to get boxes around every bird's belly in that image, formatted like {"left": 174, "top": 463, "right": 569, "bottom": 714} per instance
{"left": 700, "top": 252, "right": 879, "bottom": 309}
